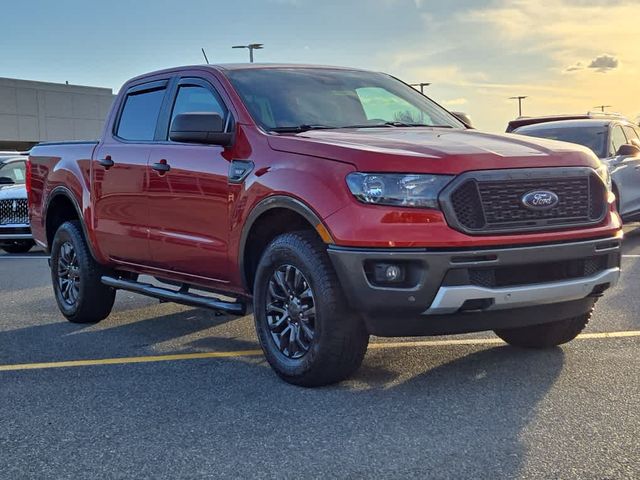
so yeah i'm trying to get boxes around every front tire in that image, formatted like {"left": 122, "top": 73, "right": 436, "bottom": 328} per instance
{"left": 1, "top": 240, "right": 35, "bottom": 254}
{"left": 494, "top": 309, "right": 592, "bottom": 348}
{"left": 253, "top": 231, "right": 369, "bottom": 387}
{"left": 50, "top": 221, "right": 115, "bottom": 323}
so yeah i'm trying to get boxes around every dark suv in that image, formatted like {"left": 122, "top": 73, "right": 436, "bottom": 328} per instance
{"left": 510, "top": 116, "right": 640, "bottom": 221}
{"left": 0, "top": 155, "right": 34, "bottom": 254}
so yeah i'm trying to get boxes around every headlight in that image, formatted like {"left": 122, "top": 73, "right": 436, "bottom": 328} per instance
{"left": 346, "top": 173, "right": 454, "bottom": 209}
{"left": 595, "top": 163, "right": 612, "bottom": 192}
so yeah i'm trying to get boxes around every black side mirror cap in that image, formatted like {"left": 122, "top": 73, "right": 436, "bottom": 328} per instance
{"left": 169, "top": 112, "right": 233, "bottom": 147}
{"left": 616, "top": 143, "right": 640, "bottom": 157}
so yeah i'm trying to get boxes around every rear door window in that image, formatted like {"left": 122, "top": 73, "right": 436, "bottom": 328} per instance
{"left": 116, "top": 87, "right": 166, "bottom": 141}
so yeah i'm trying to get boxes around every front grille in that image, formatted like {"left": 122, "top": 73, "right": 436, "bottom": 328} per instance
{"left": 443, "top": 168, "right": 607, "bottom": 234}
{"left": 469, "top": 257, "right": 608, "bottom": 288}
{"left": 0, "top": 199, "right": 29, "bottom": 225}
{"left": 443, "top": 255, "right": 612, "bottom": 289}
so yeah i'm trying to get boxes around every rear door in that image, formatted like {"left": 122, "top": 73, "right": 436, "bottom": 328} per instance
{"left": 145, "top": 76, "right": 233, "bottom": 282}
{"left": 92, "top": 80, "right": 169, "bottom": 264}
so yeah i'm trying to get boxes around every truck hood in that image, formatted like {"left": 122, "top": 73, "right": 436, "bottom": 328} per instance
{"left": 0, "top": 184, "right": 27, "bottom": 200}
{"left": 267, "top": 127, "right": 600, "bottom": 173}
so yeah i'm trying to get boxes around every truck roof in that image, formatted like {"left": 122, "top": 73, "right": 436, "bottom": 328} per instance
{"left": 126, "top": 63, "right": 373, "bottom": 84}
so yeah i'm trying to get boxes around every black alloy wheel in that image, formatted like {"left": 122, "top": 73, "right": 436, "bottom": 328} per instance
{"left": 265, "top": 264, "right": 316, "bottom": 359}
{"left": 56, "top": 241, "right": 81, "bottom": 307}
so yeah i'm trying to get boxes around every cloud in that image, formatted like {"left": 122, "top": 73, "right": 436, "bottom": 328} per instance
{"left": 565, "top": 54, "right": 620, "bottom": 73}
{"left": 588, "top": 54, "right": 619, "bottom": 72}
{"left": 565, "top": 62, "right": 584, "bottom": 72}
{"left": 443, "top": 98, "right": 468, "bottom": 106}
{"left": 459, "top": 0, "right": 639, "bottom": 65}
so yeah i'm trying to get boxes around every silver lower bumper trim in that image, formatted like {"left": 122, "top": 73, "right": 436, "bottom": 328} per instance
{"left": 423, "top": 267, "right": 620, "bottom": 315}
{"left": 0, "top": 234, "right": 33, "bottom": 240}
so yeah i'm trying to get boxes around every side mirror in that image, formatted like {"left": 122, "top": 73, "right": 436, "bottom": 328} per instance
{"left": 169, "top": 112, "right": 233, "bottom": 147}
{"left": 616, "top": 143, "right": 640, "bottom": 157}
{"left": 0, "top": 176, "right": 15, "bottom": 185}
{"left": 452, "top": 111, "right": 473, "bottom": 128}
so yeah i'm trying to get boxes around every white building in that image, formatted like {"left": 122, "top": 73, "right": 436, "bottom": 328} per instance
{"left": 0, "top": 77, "right": 115, "bottom": 151}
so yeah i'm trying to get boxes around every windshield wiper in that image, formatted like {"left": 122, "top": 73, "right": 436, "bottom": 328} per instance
{"left": 269, "top": 123, "right": 456, "bottom": 133}
{"left": 382, "top": 121, "right": 454, "bottom": 128}
{"left": 269, "top": 125, "right": 336, "bottom": 133}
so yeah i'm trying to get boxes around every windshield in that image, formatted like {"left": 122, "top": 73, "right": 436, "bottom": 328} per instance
{"left": 0, "top": 161, "right": 26, "bottom": 185}
{"left": 225, "top": 68, "right": 465, "bottom": 131}
{"left": 516, "top": 126, "right": 607, "bottom": 158}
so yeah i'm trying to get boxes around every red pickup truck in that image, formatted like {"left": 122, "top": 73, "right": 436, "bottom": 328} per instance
{"left": 29, "top": 64, "right": 622, "bottom": 386}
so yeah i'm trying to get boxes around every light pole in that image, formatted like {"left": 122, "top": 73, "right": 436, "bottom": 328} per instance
{"left": 232, "top": 43, "right": 264, "bottom": 63}
{"left": 410, "top": 82, "right": 431, "bottom": 94}
{"left": 509, "top": 96, "right": 527, "bottom": 117}
{"left": 594, "top": 105, "right": 612, "bottom": 113}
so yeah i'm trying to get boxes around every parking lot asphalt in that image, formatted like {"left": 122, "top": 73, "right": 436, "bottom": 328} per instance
{"left": 1, "top": 229, "right": 640, "bottom": 479}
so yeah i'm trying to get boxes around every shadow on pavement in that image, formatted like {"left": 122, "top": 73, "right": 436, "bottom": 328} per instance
{"left": 0, "top": 308, "right": 254, "bottom": 365}
{"left": 0, "top": 320, "right": 565, "bottom": 478}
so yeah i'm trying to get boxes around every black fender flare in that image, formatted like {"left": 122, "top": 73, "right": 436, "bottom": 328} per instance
{"left": 238, "top": 195, "right": 326, "bottom": 290}
{"left": 45, "top": 186, "right": 98, "bottom": 259}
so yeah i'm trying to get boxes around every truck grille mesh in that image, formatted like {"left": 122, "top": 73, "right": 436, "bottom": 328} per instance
{"left": 447, "top": 172, "right": 606, "bottom": 233}
{"left": 0, "top": 199, "right": 29, "bottom": 225}
{"left": 467, "top": 256, "right": 608, "bottom": 288}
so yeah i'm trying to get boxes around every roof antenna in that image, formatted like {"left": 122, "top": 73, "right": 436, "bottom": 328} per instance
{"left": 201, "top": 48, "right": 210, "bottom": 64}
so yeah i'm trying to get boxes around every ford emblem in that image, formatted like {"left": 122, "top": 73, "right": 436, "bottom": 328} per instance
{"left": 521, "top": 190, "right": 559, "bottom": 210}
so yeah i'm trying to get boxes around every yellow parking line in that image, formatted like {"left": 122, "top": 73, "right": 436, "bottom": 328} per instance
{"left": 369, "top": 330, "right": 640, "bottom": 349}
{"left": 0, "top": 330, "right": 639, "bottom": 373}
{"left": 0, "top": 350, "right": 263, "bottom": 372}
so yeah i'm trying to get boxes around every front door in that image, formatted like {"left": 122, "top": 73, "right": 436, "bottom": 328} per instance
{"left": 145, "top": 78, "right": 232, "bottom": 282}
{"left": 609, "top": 124, "right": 640, "bottom": 216}
{"left": 91, "top": 81, "right": 169, "bottom": 264}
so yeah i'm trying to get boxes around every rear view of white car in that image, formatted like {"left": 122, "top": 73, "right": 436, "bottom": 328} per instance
{"left": 0, "top": 156, "right": 34, "bottom": 254}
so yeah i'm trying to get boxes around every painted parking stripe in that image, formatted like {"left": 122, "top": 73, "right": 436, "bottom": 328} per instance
{"left": 0, "top": 350, "right": 263, "bottom": 372}
{"left": 0, "top": 330, "right": 639, "bottom": 373}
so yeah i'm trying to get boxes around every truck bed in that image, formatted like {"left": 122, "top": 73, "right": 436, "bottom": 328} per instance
{"left": 28, "top": 141, "right": 100, "bottom": 249}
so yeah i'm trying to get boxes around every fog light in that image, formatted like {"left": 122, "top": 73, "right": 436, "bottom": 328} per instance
{"left": 385, "top": 265, "right": 401, "bottom": 281}
{"left": 373, "top": 263, "right": 406, "bottom": 284}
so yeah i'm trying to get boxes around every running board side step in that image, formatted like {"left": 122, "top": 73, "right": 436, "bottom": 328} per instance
{"left": 101, "top": 276, "right": 247, "bottom": 316}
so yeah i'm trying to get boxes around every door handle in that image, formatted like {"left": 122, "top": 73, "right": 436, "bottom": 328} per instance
{"left": 98, "top": 156, "right": 114, "bottom": 169}
{"left": 151, "top": 160, "right": 171, "bottom": 173}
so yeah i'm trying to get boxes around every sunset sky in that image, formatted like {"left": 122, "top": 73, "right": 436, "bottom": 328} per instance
{"left": 1, "top": 0, "right": 638, "bottom": 132}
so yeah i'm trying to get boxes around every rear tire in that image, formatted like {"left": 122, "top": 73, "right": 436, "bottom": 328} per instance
{"left": 494, "top": 309, "right": 592, "bottom": 348}
{"left": 50, "top": 221, "right": 115, "bottom": 323}
{"left": 1, "top": 240, "right": 35, "bottom": 254}
{"left": 253, "top": 231, "right": 369, "bottom": 387}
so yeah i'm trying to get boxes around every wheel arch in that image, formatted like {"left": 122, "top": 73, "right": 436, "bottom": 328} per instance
{"left": 612, "top": 180, "right": 621, "bottom": 213}
{"left": 239, "top": 195, "right": 333, "bottom": 293}
{"left": 45, "top": 187, "right": 96, "bottom": 258}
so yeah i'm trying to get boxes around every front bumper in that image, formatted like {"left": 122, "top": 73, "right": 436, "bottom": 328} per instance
{"left": 328, "top": 234, "right": 621, "bottom": 336}
{"left": 0, "top": 225, "right": 33, "bottom": 243}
